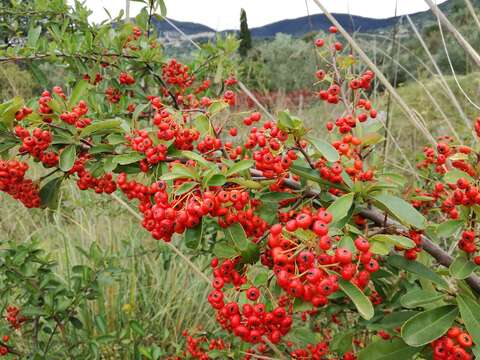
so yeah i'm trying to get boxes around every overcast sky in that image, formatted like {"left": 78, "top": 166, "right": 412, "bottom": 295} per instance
{"left": 80, "top": 0, "right": 449, "bottom": 31}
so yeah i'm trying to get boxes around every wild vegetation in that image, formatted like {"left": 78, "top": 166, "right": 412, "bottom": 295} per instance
{"left": 0, "top": 0, "right": 480, "bottom": 359}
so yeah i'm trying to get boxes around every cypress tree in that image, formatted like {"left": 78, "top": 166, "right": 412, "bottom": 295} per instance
{"left": 239, "top": 8, "right": 252, "bottom": 57}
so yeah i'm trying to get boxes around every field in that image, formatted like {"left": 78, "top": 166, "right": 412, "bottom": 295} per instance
{"left": 1, "top": 0, "right": 480, "bottom": 359}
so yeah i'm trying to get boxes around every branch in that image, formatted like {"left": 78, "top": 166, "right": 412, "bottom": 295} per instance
{"left": 274, "top": 174, "right": 480, "bottom": 296}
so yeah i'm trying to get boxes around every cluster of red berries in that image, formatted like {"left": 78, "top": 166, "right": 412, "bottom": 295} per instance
{"left": 400, "top": 230, "right": 423, "bottom": 261}
{"left": 0, "top": 340, "right": 9, "bottom": 356}
{"left": 59, "top": 100, "right": 92, "bottom": 128}
{"left": 0, "top": 160, "right": 40, "bottom": 208}
{"left": 15, "top": 126, "right": 58, "bottom": 167}
{"left": 418, "top": 141, "right": 475, "bottom": 177}
{"left": 178, "top": 331, "right": 227, "bottom": 360}
{"left": 197, "top": 134, "right": 222, "bottom": 154}
{"left": 14, "top": 106, "right": 33, "bottom": 121}
{"left": 209, "top": 259, "right": 293, "bottom": 346}
{"left": 458, "top": 230, "right": 480, "bottom": 264}
{"left": 431, "top": 327, "right": 474, "bottom": 360}
{"left": 126, "top": 130, "right": 168, "bottom": 167}
{"left": 83, "top": 72, "right": 103, "bottom": 85}
{"left": 194, "top": 79, "right": 211, "bottom": 94}
{"left": 162, "top": 59, "right": 194, "bottom": 91}
{"left": 153, "top": 108, "right": 200, "bottom": 150}
{"left": 242, "top": 112, "right": 262, "bottom": 126}
{"left": 119, "top": 72, "right": 135, "bottom": 85}
{"left": 5, "top": 306, "right": 26, "bottom": 330}
{"left": 70, "top": 155, "right": 116, "bottom": 194}
{"left": 105, "top": 87, "right": 121, "bottom": 103}
{"left": 223, "top": 90, "right": 235, "bottom": 106}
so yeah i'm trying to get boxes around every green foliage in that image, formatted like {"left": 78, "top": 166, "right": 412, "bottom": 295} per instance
{"left": 238, "top": 8, "right": 252, "bottom": 58}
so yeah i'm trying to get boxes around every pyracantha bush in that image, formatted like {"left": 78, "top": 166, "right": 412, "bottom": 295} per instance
{"left": 0, "top": 1, "right": 480, "bottom": 359}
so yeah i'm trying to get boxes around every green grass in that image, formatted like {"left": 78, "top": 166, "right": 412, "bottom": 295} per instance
{"left": 0, "top": 184, "right": 216, "bottom": 356}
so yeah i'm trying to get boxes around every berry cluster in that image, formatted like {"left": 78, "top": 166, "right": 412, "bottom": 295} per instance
{"left": 119, "top": 72, "right": 136, "bottom": 85}
{"left": 15, "top": 126, "right": 58, "bottom": 167}
{"left": 0, "top": 160, "right": 40, "bottom": 208}
{"left": 70, "top": 155, "right": 116, "bottom": 194}
{"left": 60, "top": 100, "right": 92, "bottom": 128}
{"left": 431, "top": 327, "right": 474, "bottom": 360}
{"left": 126, "top": 130, "right": 168, "bottom": 167}
{"left": 153, "top": 108, "right": 200, "bottom": 150}
{"left": 162, "top": 59, "right": 194, "bottom": 91}
{"left": 5, "top": 306, "right": 26, "bottom": 330}
{"left": 209, "top": 259, "right": 293, "bottom": 346}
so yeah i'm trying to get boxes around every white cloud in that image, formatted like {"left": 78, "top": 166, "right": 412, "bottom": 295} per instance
{"left": 79, "top": 0, "right": 448, "bottom": 31}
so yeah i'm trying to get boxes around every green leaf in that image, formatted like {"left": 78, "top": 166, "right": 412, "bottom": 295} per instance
{"left": 0, "top": 96, "right": 23, "bottom": 128}
{"left": 444, "top": 169, "right": 473, "bottom": 184}
{"left": 327, "top": 193, "right": 354, "bottom": 223}
{"left": 260, "top": 192, "right": 297, "bottom": 202}
{"left": 387, "top": 255, "right": 448, "bottom": 288}
{"left": 185, "top": 221, "right": 203, "bottom": 250}
{"left": 449, "top": 257, "right": 476, "bottom": 280}
{"left": 330, "top": 331, "right": 354, "bottom": 355}
{"left": 213, "top": 242, "right": 237, "bottom": 258}
{"left": 289, "top": 327, "right": 321, "bottom": 345}
{"left": 205, "top": 174, "right": 226, "bottom": 187}
{"left": 27, "top": 26, "right": 42, "bottom": 48}
{"left": 358, "top": 338, "right": 421, "bottom": 360}
{"left": 457, "top": 294, "right": 480, "bottom": 354}
{"left": 224, "top": 223, "right": 248, "bottom": 251}
{"left": 400, "top": 290, "right": 443, "bottom": 308}
{"left": 39, "top": 176, "right": 63, "bottom": 209}
{"left": 369, "top": 235, "right": 416, "bottom": 249}
{"left": 59, "top": 145, "right": 76, "bottom": 171}
{"left": 180, "top": 150, "right": 213, "bottom": 168}
{"left": 174, "top": 181, "right": 198, "bottom": 196}
{"left": 371, "top": 193, "right": 426, "bottom": 229}
{"left": 401, "top": 305, "right": 458, "bottom": 347}
{"left": 132, "top": 103, "right": 150, "bottom": 122}
{"left": 194, "top": 114, "right": 212, "bottom": 136}
{"left": 436, "top": 220, "right": 464, "bottom": 238}
{"left": 307, "top": 136, "right": 340, "bottom": 162}
{"left": 68, "top": 80, "right": 90, "bottom": 107}
{"left": 113, "top": 152, "right": 145, "bottom": 165}
{"left": 229, "top": 177, "right": 263, "bottom": 189}
{"left": 338, "top": 279, "right": 374, "bottom": 320}
{"left": 130, "top": 320, "right": 145, "bottom": 336}
{"left": 226, "top": 160, "right": 254, "bottom": 176}
{"left": 80, "top": 119, "right": 123, "bottom": 137}
{"left": 368, "top": 311, "right": 419, "bottom": 331}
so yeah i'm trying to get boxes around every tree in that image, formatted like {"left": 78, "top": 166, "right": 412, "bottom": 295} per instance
{"left": 238, "top": 8, "right": 252, "bottom": 57}
{"left": 1, "top": 1, "right": 480, "bottom": 359}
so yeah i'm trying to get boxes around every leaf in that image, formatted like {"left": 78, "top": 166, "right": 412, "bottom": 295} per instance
{"left": 400, "top": 290, "right": 443, "bottom": 308}
{"left": 68, "top": 80, "right": 90, "bottom": 107}
{"left": 307, "top": 136, "right": 340, "bottom": 162}
{"left": 436, "top": 220, "right": 464, "bottom": 238}
{"left": 130, "top": 320, "right": 145, "bottom": 336}
{"left": 229, "top": 177, "right": 263, "bottom": 189}
{"left": 0, "top": 96, "right": 23, "bottom": 128}
{"left": 113, "top": 152, "right": 145, "bottom": 165}
{"left": 80, "top": 119, "right": 123, "bottom": 137}
{"left": 208, "top": 101, "right": 228, "bottom": 115}
{"left": 194, "top": 114, "right": 212, "bottom": 136}
{"left": 224, "top": 223, "right": 249, "bottom": 251}
{"left": 180, "top": 150, "right": 213, "bottom": 168}
{"left": 260, "top": 192, "right": 297, "bottom": 202}
{"left": 369, "top": 235, "right": 416, "bottom": 250}
{"left": 330, "top": 331, "right": 354, "bottom": 355}
{"left": 132, "top": 103, "right": 150, "bottom": 123}
{"left": 213, "top": 242, "right": 237, "bottom": 258}
{"left": 27, "top": 26, "right": 42, "bottom": 48}
{"left": 371, "top": 193, "right": 426, "bottom": 229}
{"left": 387, "top": 255, "right": 448, "bottom": 288}
{"left": 368, "top": 311, "right": 419, "bottom": 331}
{"left": 449, "top": 257, "right": 476, "bottom": 280}
{"left": 29, "top": 63, "right": 48, "bottom": 86}
{"left": 174, "top": 182, "right": 197, "bottom": 196}
{"left": 401, "top": 305, "right": 458, "bottom": 347}
{"left": 59, "top": 145, "right": 76, "bottom": 171}
{"left": 158, "top": 0, "right": 167, "bottom": 17}
{"left": 338, "top": 279, "right": 374, "bottom": 320}
{"left": 289, "top": 327, "right": 321, "bottom": 345}
{"left": 205, "top": 174, "right": 226, "bottom": 187}
{"left": 327, "top": 193, "right": 354, "bottom": 224}
{"left": 39, "top": 176, "right": 63, "bottom": 209}
{"left": 185, "top": 220, "right": 203, "bottom": 249}
{"left": 457, "top": 294, "right": 480, "bottom": 353}
{"left": 358, "top": 338, "right": 421, "bottom": 360}
{"left": 226, "top": 160, "right": 254, "bottom": 176}
{"left": 444, "top": 169, "right": 473, "bottom": 184}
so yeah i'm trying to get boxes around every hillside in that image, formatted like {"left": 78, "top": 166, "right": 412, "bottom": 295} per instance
{"left": 153, "top": 0, "right": 464, "bottom": 40}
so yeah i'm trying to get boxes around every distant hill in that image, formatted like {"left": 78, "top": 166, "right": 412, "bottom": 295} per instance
{"left": 152, "top": 0, "right": 472, "bottom": 41}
